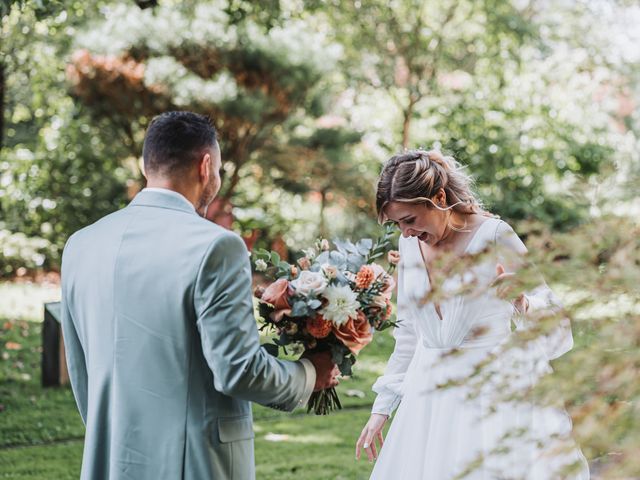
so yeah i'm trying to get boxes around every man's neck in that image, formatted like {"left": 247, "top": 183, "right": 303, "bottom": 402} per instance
{"left": 145, "top": 180, "right": 199, "bottom": 208}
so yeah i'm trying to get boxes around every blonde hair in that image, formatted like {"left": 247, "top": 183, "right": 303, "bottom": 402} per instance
{"left": 376, "top": 149, "right": 490, "bottom": 222}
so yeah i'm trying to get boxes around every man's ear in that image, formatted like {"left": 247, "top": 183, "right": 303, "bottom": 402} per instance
{"left": 199, "top": 152, "right": 211, "bottom": 183}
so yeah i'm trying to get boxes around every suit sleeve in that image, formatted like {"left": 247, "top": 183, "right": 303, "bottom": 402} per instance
{"left": 193, "top": 231, "right": 315, "bottom": 411}
{"left": 60, "top": 236, "right": 89, "bottom": 425}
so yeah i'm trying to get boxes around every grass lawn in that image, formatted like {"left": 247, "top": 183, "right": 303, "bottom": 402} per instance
{"left": 0, "top": 315, "right": 394, "bottom": 479}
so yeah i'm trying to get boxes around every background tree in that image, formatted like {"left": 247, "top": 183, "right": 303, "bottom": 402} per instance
{"left": 1, "top": 1, "right": 128, "bottom": 275}
{"left": 258, "top": 126, "right": 371, "bottom": 237}
{"left": 313, "top": 0, "right": 535, "bottom": 149}
{"left": 65, "top": 2, "right": 344, "bottom": 224}
{"left": 315, "top": 0, "right": 635, "bottom": 227}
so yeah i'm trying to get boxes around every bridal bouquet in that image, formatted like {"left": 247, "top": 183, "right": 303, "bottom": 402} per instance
{"left": 253, "top": 225, "right": 399, "bottom": 415}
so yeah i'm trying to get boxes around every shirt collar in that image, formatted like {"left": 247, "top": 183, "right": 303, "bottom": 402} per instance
{"left": 141, "top": 187, "right": 196, "bottom": 213}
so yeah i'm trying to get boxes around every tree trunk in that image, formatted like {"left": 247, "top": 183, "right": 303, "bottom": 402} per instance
{"left": 319, "top": 188, "right": 328, "bottom": 238}
{"left": 401, "top": 96, "right": 417, "bottom": 150}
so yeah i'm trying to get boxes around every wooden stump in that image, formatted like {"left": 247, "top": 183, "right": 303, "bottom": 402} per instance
{"left": 42, "top": 302, "right": 69, "bottom": 387}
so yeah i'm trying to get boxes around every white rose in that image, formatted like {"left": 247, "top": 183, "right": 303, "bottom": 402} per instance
{"left": 255, "top": 259, "right": 268, "bottom": 272}
{"left": 290, "top": 270, "right": 328, "bottom": 296}
{"left": 322, "top": 263, "right": 338, "bottom": 280}
{"left": 320, "top": 239, "right": 330, "bottom": 251}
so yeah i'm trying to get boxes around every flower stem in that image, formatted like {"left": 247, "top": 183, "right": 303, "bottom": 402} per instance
{"left": 307, "top": 387, "right": 342, "bottom": 415}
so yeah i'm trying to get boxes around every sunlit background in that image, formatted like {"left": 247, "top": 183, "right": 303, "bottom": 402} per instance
{"left": 1, "top": 1, "right": 639, "bottom": 478}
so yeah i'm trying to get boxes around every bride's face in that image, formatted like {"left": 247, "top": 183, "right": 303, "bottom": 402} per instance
{"left": 384, "top": 198, "right": 448, "bottom": 246}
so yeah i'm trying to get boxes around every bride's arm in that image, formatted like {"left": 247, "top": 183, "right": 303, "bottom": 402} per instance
{"left": 370, "top": 236, "right": 418, "bottom": 416}
{"left": 357, "top": 237, "right": 417, "bottom": 461}
{"left": 494, "top": 220, "right": 574, "bottom": 360}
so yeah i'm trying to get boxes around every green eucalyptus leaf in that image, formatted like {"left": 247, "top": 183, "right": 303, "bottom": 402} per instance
{"left": 291, "top": 300, "right": 309, "bottom": 317}
{"left": 261, "top": 343, "right": 279, "bottom": 357}
{"left": 308, "top": 299, "right": 322, "bottom": 310}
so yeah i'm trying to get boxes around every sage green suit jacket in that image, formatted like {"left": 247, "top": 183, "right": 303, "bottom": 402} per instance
{"left": 61, "top": 189, "right": 313, "bottom": 480}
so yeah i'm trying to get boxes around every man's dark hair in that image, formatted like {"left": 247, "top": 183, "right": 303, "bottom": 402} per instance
{"left": 143, "top": 111, "right": 217, "bottom": 175}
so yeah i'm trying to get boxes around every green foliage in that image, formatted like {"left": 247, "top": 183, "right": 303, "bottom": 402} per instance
{"left": 1, "top": 0, "right": 66, "bottom": 19}
{"left": 1, "top": 107, "right": 130, "bottom": 253}
{"left": 67, "top": 2, "right": 343, "bottom": 200}
{"left": 318, "top": 0, "right": 637, "bottom": 227}
{"left": 4, "top": 0, "right": 637, "bottom": 272}
{"left": 0, "top": 230, "right": 56, "bottom": 277}
{"left": 1, "top": 2, "right": 130, "bottom": 264}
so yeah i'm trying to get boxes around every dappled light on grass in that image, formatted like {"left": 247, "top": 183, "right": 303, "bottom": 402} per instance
{"left": 264, "top": 432, "right": 342, "bottom": 444}
{"left": 0, "top": 282, "right": 60, "bottom": 322}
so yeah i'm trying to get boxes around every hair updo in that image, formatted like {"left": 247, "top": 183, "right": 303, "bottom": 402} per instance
{"left": 376, "top": 149, "right": 489, "bottom": 223}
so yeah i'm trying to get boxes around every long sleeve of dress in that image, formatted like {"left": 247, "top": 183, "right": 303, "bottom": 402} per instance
{"left": 494, "top": 220, "right": 574, "bottom": 364}
{"left": 371, "top": 236, "right": 418, "bottom": 416}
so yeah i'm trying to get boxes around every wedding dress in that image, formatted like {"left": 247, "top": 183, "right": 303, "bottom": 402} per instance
{"left": 370, "top": 217, "right": 589, "bottom": 480}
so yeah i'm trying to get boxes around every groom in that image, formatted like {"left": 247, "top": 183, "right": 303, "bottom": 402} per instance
{"left": 61, "top": 111, "right": 338, "bottom": 480}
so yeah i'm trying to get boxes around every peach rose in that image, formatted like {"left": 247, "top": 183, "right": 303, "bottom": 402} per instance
{"left": 261, "top": 278, "right": 292, "bottom": 322}
{"left": 370, "top": 294, "right": 387, "bottom": 309}
{"left": 332, "top": 311, "right": 373, "bottom": 355}
{"left": 297, "top": 256, "right": 311, "bottom": 270}
{"left": 322, "top": 263, "right": 338, "bottom": 280}
{"left": 372, "top": 299, "right": 393, "bottom": 329}
{"left": 385, "top": 299, "right": 393, "bottom": 319}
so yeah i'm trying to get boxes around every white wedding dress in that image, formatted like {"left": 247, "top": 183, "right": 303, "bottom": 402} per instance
{"left": 370, "top": 218, "right": 589, "bottom": 480}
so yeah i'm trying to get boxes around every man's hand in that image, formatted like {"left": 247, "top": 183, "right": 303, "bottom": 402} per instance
{"left": 304, "top": 351, "right": 340, "bottom": 391}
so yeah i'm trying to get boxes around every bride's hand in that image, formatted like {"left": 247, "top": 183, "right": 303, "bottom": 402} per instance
{"left": 355, "top": 413, "right": 388, "bottom": 462}
{"left": 491, "top": 264, "right": 529, "bottom": 314}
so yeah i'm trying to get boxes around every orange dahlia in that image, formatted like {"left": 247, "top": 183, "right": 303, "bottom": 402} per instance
{"left": 355, "top": 265, "right": 375, "bottom": 289}
{"left": 306, "top": 315, "right": 333, "bottom": 339}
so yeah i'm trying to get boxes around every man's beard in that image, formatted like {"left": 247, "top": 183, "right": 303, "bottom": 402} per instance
{"left": 196, "top": 184, "right": 215, "bottom": 217}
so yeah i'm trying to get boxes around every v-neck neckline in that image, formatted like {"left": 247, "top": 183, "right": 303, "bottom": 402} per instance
{"left": 416, "top": 217, "right": 493, "bottom": 321}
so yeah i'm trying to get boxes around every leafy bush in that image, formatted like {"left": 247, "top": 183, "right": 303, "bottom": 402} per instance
{"left": 0, "top": 230, "right": 57, "bottom": 277}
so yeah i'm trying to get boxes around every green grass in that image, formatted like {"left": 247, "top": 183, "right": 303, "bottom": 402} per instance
{"left": 0, "top": 442, "right": 82, "bottom": 480}
{"left": 0, "top": 316, "right": 393, "bottom": 479}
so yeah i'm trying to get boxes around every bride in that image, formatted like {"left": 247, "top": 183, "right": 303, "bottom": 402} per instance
{"left": 356, "top": 150, "right": 590, "bottom": 479}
